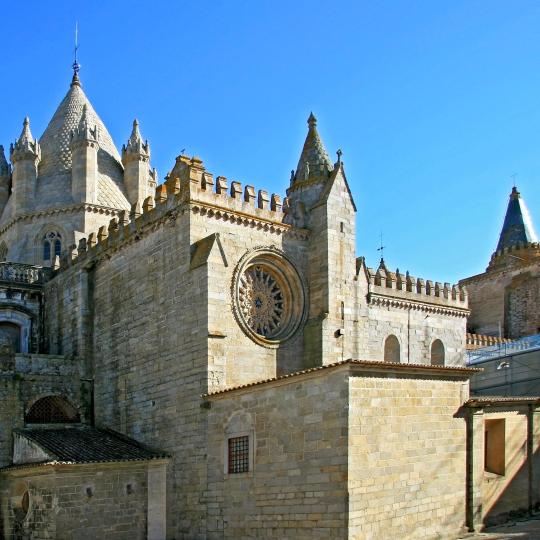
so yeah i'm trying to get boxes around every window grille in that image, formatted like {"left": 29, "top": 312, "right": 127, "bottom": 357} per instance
{"left": 25, "top": 395, "right": 79, "bottom": 424}
{"left": 228, "top": 435, "right": 249, "bottom": 474}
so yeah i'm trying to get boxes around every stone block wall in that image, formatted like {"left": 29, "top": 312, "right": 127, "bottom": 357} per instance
{"left": 205, "top": 368, "right": 350, "bottom": 539}
{"left": 348, "top": 368, "right": 470, "bottom": 539}
{"left": 461, "top": 262, "right": 540, "bottom": 339}
{"left": 0, "top": 462, "right": 149, "bottom": 540}
{"left": 360, "top": 303, "right": 467, "bottom": 366}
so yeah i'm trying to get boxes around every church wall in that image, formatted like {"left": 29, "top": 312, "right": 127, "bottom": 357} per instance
{"left": 361, "top": 304, "right": 466, "bottom": 365}
{"left": 0, "top": 462, "right": 150, "bottom": 540}
{"left": 205, "top": 368, "right": 350, "bottom": 539}
{"left": 189, "top": 206, "right": 310, "bottom": 390}
{"left": 461, "top": 263, "right": 540, "bottom": 338}
{"left": 0, "top": 354, "right": 80, "bottom": 468}
{"left": 348, "top": 370, "right": 469, "bottom": 540}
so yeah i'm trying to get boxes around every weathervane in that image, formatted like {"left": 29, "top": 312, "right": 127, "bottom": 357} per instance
{"left": 73, "top": 22, "right": 80, "bottom": 76}
{"left": 377, "top": 232, "right": 386, "bottom": 263}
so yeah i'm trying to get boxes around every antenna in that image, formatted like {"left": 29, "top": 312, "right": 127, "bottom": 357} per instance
{"left": 377, "top": 232, "right": 386, "bottom": 263}
{"left": 73, "top": 21, "right": 80, "bottom": 76}
{"left": 511, "top": 173, "right": 517, "bottom": 188}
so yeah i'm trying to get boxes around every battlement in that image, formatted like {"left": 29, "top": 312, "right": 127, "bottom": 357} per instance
{"left": 52, "top": 154, "right": 305, "bottom": 274}
{"left": 486, "top": 241, "right": 540, "bottom": 272}
{"left": 358, "top": 257, "right": 468, "bottom": 313}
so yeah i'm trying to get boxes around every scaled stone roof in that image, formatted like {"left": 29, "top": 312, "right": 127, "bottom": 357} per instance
{"left": 496, "top": 187, "right": 538, "bottom": 251}
{"left": 1, "top": 79, "right": 130, "bottom": 224}
{"left": 294, "top": 113, "right": 334, "bottom": 182}
{"left": 13, "top": 425, "right": 168, "bottom": 464}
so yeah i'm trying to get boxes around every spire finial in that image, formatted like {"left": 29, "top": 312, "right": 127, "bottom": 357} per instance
{"left": 307, "top": 112, "right": 317, "bottom": 128}
{"left": 377, "top": 232, "right": 386, "bottom": 264}
{"left": 336, "top": 149, "right": 342, "bottom": 164}
{"left": 71, "top": 21, "right": 81, "bottom": 87}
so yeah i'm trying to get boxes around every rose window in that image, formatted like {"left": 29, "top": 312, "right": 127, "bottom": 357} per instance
{"left": 232, "top": 249, "right": 306, "bottom": 347}
{"left": 239, "top": 266, "right": 284, "bottom": 338}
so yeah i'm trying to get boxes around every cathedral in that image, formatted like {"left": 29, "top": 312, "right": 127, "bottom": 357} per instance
{"left": 0, "top": 67, "right": 539, "bottom": 540}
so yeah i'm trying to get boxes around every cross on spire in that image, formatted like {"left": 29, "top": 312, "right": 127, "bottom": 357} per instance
{"left": 71, "top": 22, "right": 81, "bottom": 87}
{"left": 377, "top": 232, "right": 386, "bottom": 263}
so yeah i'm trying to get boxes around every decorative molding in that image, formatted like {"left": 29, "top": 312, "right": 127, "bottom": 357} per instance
{"left": 367, "top": 292, "right": 470, "bottom": 317}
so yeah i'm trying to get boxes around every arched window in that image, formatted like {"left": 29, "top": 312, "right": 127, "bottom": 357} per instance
{"left": 42, "top": 231, "right": 62, "bottom": 264}
{"left": 0, "top": 322, "right": 21, "bottom": 353}
{"left": 431, "top": 339, "right": 445, "bottom": 366}
{"left": 384, "top": 334, "right": 400, "bottom": 363}
{"left": 0, "top": 242, "right": 7, "bottom": 262}
{"left": 25, "top": 395, "right": 79, "bottom": 424}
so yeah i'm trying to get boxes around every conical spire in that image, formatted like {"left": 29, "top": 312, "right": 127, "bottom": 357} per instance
{"left": 10, "top": 117, "right": 40, "bottom": 160}
{"left": 129, "top": 119, "right": 142, "bottom": 145}
{"left": 294, "top": 112, "right": 333, "bottom": 183}
{"left": 122, "top": 119, "right": 150, "bottom": 160}
{"left": 496, "top": 186, "right": 538, "bottom": 251}
{"left": 19, "top": 117, "right": 34, "bottom": 146}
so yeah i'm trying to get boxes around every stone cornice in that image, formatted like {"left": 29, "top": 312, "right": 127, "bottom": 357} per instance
{"left": 189, "top": 199, "right": 309, "bottom": 240}
{"left": 367, "top": 291, "right": 470, "bottom": 317}
{"left": 0, "top": 203, "right": 125, "bottom": 236}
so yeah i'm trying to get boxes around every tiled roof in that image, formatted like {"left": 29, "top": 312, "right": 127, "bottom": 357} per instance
{"left": 203, "top": 359, "right": 481, "bottom": 397}
{"left": 466, "top": 396, "right": 540, "bottom": 407}
{"left": 13, "top": 425, "right": 168, "bottom": 464}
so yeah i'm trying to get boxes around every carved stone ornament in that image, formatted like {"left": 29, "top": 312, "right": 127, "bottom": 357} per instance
{"left": 232, "top": 248, "right": 307, "bottom": 347}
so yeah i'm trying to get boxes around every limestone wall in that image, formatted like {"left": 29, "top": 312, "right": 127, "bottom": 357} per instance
{"left": 348, "top": 369, "right": 469, "bottom": 539}
{"left": 205, "top": 368, "right": 350, "bottom": 539}
{"left": 461, "top": 261, "right": 540, "bottom": 339}
{"left": 0, "top": 462, "right": 149, "bottom": 540}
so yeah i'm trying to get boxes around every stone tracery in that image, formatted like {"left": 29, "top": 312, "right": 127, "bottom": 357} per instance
{"left": 238, "top": 265, "right": 285, "bottom": 339}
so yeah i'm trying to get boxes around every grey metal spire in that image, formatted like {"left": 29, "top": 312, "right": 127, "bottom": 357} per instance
{"left": 496, "top": 186, "right": 538, "bottom": 251}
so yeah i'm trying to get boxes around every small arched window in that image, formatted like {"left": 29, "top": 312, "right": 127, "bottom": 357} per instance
{"left": 431, "top": 339, "right": 445, "bottom": 366}
{"left": 43, "top": 231, "right": 62, "bottom": 264}
{"left": 25, "top": 395, "right": 79, "bottom": 424}
{"left": 384, "top": 334, "right": 400, "bottom": 363}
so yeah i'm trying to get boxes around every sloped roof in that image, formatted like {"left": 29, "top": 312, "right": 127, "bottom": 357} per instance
{"left": 496, "top": 187, "right": 538, "bottom": 251}
{"left": 13, "top": 425, "right": 168, "bottom": 464}
{"left": 0, "top": 77, "right": 131, "bottom": 224}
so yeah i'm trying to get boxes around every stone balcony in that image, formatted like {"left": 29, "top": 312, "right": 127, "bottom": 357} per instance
{"left": 0, "top": 263, "right": 51, "bottom": 286}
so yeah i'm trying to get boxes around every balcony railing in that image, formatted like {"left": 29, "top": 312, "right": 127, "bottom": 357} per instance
{"left": 0, "top": 263, "right": 50, "bottom": 285}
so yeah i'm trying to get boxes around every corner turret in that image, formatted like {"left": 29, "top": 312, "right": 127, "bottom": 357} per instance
{"left": 487, "top": 186, "right": 540, "bottom": 271}
{"left": 287, "top": 113, "right": 334, "bottom": 209}
{"left": 10, "top": 117, "right": 40, "bottom": 215}
{"left": 287, "top": 115, "right": 357, "bottom": 365}
{"left": 122, "top": 120, "right": 154, "bottom": 207}
{"left": 70, "top": 104, "right": 99, "bottom": 204}
{"left": 0, "top": 146, "right": 11, "bottom": 216}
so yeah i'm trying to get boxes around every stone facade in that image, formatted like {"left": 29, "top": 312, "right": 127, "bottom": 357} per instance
{"left": 0, "top": 68, "right": 536, "bottom": 540}
{"left": 461, "top": 188, "right": 540, "bottom": 339}
{"left": 0, "top": 461, "right": 165, "bottom": 540}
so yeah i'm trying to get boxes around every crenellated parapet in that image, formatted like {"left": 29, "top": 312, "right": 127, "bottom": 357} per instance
{"left": 358, "top": 257, "right": 469, "bottom": 316}
{"left": 486, "top": 241, "right": 540, "bottom": 273}
{"left": 51, "top": 153, "right": 307, "bottom": 274}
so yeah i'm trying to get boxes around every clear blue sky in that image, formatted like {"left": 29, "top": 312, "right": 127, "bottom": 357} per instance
{"left": 1, "top": 1, "right": 540, "bottom": 284}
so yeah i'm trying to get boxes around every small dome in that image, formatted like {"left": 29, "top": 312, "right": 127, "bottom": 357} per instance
{"left": 36, "top": 82, "right": 130, "bottom": 210}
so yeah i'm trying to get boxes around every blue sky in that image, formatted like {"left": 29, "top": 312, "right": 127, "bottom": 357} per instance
{"left": 1, "top": 1, "right": 540, "bottom": 283}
